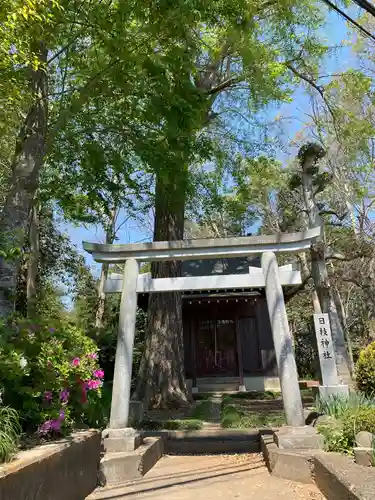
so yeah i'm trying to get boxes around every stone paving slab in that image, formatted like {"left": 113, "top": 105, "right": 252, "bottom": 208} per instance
{"left": 88, "top": 453, "right": 325, "bottom": 500}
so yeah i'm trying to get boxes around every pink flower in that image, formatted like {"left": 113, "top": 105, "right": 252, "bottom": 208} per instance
{"left": 59, "top": 409, "right": 65, "bottom": 421}
{"left": 86, "top": 379, "right": 101, "bottom": 390}
{"left": 72, "top": 357, "right": 80, "bottom": 367}
{"left": 38, "top": 419, "right": 61, "bottom": 434}
{"left": 44, "top": 391, "right": 53, "bottom": 402}
{"left": 93, "top": 369, "right": 104, "bottom": 379}
{"left": 59, "top": 389, "right": 69, "bottom": 403}
{"left": 50, "top": 419, "right": 61, "bottom": 432}
{"left": 87, "top": 353, "right": 98, "bottom": 359}
{"left": 38, "top": 420, "right": 52, "bottom": 434}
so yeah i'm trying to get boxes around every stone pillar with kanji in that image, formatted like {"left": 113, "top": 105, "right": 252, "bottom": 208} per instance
{"left": 313, "top": 313, "right": 349, "bottom": 399}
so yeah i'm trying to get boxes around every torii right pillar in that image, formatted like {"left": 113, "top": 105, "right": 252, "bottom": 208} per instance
{"left": 262, "top": 251, "right": 304, "bottom": 426}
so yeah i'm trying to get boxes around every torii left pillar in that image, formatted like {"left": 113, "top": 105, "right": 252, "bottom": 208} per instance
{"left": 102, "top": 258, "right": 141, "bottom": 455}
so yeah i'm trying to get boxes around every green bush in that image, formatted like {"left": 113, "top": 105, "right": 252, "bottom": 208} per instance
{"left": 343, "top": 407, "right": 375, "bottom": 442}
{"left": 0, "top": 406, "right": 21, "bottom": 462}
{"left": 221, "top": 403, "right": 243, "bottom": 428}
{"left": 317, "top": 418, "right": 352, "bottom": 454}
{"left": 356, "top": 342, "right": 375, "bottom": 396}
{"left": 0, "top": 317, "right": 105, "bottom": 434}
{"left": 191, "top": 399, "right": 213, "bottom": 420}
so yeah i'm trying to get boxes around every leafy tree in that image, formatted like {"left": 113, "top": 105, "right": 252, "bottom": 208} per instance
{"left": 133, "top": 0, "right": 329, "bottom": 408}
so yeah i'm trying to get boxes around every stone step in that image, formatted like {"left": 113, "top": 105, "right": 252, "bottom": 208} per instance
{"left": 97, "top": 437, "right": 163, "bottom": 487}
{"left": 143, "top": 429, "right": 260, "bottom": 455}
{"left": 196, "top": 377, "right": 240, "bottom": 384}
{"left": 197, "top": 384, "right": 239, "bottom": 393}
{"left": 166, "top": 437, "right": 260, "bottom": 455}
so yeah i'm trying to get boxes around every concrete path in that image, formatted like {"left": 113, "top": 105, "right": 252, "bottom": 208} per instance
{"left": 88, "top": 454, "right": 325, "bottom": 500}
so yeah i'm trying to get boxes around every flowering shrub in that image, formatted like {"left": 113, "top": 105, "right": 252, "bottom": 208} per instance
{"left": 356, "top": 341, "right": 375, "bottom": 396}
{"left": 0, "top": 317, "right": 105, "bottom": 434}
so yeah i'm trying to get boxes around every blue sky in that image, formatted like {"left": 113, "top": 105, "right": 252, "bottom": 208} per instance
{"left": 61, "top": 4, "right": 365, "bottom": 282}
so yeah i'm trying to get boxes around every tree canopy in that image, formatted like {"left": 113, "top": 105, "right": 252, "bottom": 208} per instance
{"left": 2, "top": 0, "right": 375, "bottom": 405}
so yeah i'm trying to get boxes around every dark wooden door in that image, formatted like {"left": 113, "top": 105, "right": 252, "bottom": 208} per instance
{"left": 239, "top": 317, "right": 261, "bottom": 373}
{"left": 215, "top": 319, "right": 238, "bottom": 375}
{"left": 196, "top": 318, "right": 238, "bottom": 376}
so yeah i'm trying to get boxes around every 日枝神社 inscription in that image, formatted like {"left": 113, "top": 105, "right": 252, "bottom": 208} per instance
{"left": 313, "top": 313, "right": 339, "bottom": 387}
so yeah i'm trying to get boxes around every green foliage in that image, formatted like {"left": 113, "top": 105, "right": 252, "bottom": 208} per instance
{"left": 315, "top": 392, "right": 375, "bottom": 419}
{"left": 0, "top": 317, "right": 104, "bottom": 433}
{"left": 317, "top": 418, "right": 352, "bottom": 454}
{"left": 356, "top": 342, "right": 375, "bottom": 396}
{"left": 191, "top": 399, "right": 213, "bottom": 420}
{"left": 83, "top": 307, "right": 147, "bottom": 388}
{"left": 316, "top": 394, "right": 375, "bottom": 454}
{"left": 0, "top": 406, "right": 21, "bottom": 463}
{"left": 343, "top": 407, "right": 375, "bottom": 443}
{"left": 221, "top": 403, "right": 242, "bottom": 428}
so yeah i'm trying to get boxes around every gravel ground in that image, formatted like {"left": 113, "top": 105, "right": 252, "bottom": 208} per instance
{"left": 89, "top": 453, "right": 326, "bottom": 500}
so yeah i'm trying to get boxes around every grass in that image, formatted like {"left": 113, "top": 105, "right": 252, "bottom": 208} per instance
{"left": 229, "top": 391, "right": 277, "bottom": 400}
{"left": 138, "top": 418, "right": 203, "bottom": 431}
{"left": 0, "top": 406, "right": 21, "bottom": 463}
{"left": 220, "top": 395, "right": 285, "bottom": 429}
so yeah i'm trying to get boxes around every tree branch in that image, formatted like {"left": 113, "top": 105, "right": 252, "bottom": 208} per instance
{"left": 206, "top": 77, "right": 239, "bottom": 95}
{"left": 285, "top": 63, "right": 324, "bottom": 97}
{"left": 285, "top": 63, "right": 337, "bottom": 125}
{"left": 284, "top": 275, "right": 311, "bottom": 302}
{"left": 326, "top": 251, "right": 362, "bottom": 262}
{"left": 319, "top": 210, "right": 348, "bottom": 220}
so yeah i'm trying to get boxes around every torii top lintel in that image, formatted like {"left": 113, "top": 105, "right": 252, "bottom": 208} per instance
{"left": 83, "top": 227, "right": 321, "bottom": 263}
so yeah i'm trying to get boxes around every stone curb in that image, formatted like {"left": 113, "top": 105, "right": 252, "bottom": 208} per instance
{"left": 0, "top": 430, "right": 101, "bottom": 500}
{"left": 260, "top": 431, "right": 375, "bottom": 499}
{"left": 314, "top": 452, "right": 375, "bottom": 500}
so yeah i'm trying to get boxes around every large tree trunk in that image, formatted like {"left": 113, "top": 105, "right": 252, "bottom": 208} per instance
{"left": 0, "top": 42, "right": 48, "bottom": 316}
{"left": 134, "top": 170, "right": 188, "bottom": 409}
{"left": 299, "top": 252, "right": 321, "bottom": 313}
{"left": 27, "top": 198, "right": 40, "bottom": 318}
{"left": 299, "top": 144, "right": 352, "bottom": 386}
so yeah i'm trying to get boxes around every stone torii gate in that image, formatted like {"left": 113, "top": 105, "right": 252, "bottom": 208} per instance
{"left": 84, "top": 227, "right": 321, "bottom": 433}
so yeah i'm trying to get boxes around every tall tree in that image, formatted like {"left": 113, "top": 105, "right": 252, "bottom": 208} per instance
{"left": 0, "top": 0, "right": 98, "bottom": 314}
{"left": 134, "top": 0, "right": 329, "bottom": 407}
{"left": 297, "top": 143, "right": 353, "bottom": 384}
